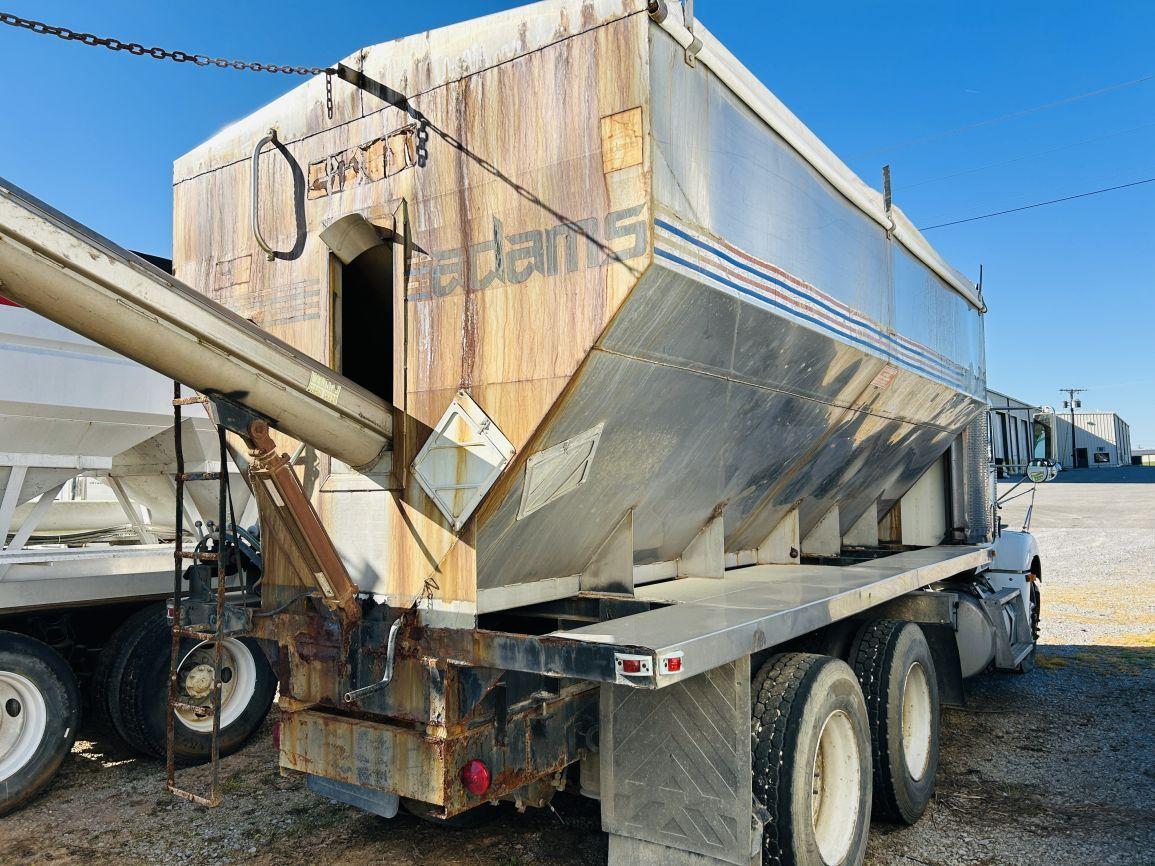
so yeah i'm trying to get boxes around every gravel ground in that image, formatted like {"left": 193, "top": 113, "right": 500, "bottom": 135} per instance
{"left": 3, "top": 467, "right": 1153, "bottom": 866}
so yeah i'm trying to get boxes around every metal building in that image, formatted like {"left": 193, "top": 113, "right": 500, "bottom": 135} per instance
{"left": 1050, "top": 411, "right": 1133, "bottom": 468}
{"left": 987, "top": 389, "right": 1040, "bottom": 475}
{"left": 989, "top": 389, "right": 1133, "bottom": 471}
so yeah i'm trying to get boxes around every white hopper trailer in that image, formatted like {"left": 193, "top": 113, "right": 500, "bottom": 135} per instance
{"left": 0, "top": 299, "right": 274, "bottom": 815}
{"left": 0, "top": 2, "right": 1048, "bottom": 863}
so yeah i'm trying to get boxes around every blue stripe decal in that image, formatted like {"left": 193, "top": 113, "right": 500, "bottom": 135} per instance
{"left": 654, "top": 247, "right": 964, "bottom": 391}
{"left": 654, "top": 219, "right": 963, "bottom": 379}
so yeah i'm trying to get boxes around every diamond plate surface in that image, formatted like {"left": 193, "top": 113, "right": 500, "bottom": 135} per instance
{"left": 601, "top": 658, "right": 752, "bottom": 865}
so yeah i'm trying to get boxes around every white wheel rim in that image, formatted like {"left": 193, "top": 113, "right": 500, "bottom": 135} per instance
{"left": 810, "top": 709, "right": 861, "bottom": 865}
{"left": 0, "top": 671, "right": 49, "bottom": 783}
{"left": 174, "top": 638, "right": 258, "bottom": 733}
{"left": 902, "top": 662, "right": 933, "bottom": 782}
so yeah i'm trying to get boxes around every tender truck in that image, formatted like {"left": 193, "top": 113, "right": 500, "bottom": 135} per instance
{"left": 0, "top": 2, "right": 1046, "bottom": 863}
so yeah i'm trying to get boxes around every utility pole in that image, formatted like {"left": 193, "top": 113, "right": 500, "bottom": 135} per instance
{"left": 1060, "top": 388, "right": 1086, "bottom": 469}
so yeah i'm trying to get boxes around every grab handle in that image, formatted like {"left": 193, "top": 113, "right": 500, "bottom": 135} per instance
{"left": 251, "top": 128, "right": 279, "bottom": 261}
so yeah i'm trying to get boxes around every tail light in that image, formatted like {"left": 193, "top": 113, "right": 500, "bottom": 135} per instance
{"left": 460, "top": 759, "right": 491, "bottom": 796}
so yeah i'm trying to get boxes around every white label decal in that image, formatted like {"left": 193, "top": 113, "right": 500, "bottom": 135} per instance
{"left": 307, "top": 371, "right": 342, "bottom": 403}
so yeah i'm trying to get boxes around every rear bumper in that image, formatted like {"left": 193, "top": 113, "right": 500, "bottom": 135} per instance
{"left": 279, "top": 689, "right": 593, "bottom": 816}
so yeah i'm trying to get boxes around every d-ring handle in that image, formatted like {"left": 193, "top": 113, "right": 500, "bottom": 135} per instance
{"left": 251, "top": 128, "right": 279, "bottom": 261}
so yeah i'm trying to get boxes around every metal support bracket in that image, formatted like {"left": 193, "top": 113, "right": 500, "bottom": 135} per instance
{"left": 678, "top": 514, "right": 724, "bottom": 579}
{"left": 682, "top": 0, "right": 703, "bottom": 66}
{"left": 581, "top": 510, "right": 635, "bottom": 594}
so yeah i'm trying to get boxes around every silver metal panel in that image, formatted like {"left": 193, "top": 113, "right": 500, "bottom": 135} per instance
{"left": 471, "top": 12, "right": 987, "bottom": 603}
{"left": 305, "top": 773, "right": 399, "bottom": 819}
{"left": 0, "top": 545, "right": 175, "bottom": 610}
{"left": 648, "top": 24, "right": 985, "bottom": 396}
{"left": 554, "top": 546, "right": 991, "bottom": 685}
{"left": 601, "top": 657, "right": 753, "bottom": 865}
{"left": 517, "top": 423, "right": 604, "bottom": 520}
{"left": 411, "top": 391, "right": 514, "bottom": 531}
{"left": 476, "top": 261, "right": 983, "bottom": 595}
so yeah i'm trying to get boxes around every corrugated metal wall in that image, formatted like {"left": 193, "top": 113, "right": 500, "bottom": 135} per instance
{"left": 1052, "top": 412, "right": 1133, "bottom": 467}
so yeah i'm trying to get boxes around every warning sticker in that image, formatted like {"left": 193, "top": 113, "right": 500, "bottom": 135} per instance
{"left": 870, "top": 364, "right": 898, "bottom": 390}
{"left": 307, "top": 371, "right": 342, "bottom": 404}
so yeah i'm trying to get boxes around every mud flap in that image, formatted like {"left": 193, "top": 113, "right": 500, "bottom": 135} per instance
{"left": 306, "top": 773, "right": 399, "bottom": 818}
{"left": 600, "top": 657, "right": 760, "bottom": 866}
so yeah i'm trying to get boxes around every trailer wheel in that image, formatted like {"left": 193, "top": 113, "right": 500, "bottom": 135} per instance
{"left": 850, "top": 620, "right": 939, "bottom": 824}
{"left": 752, "top": 653, "right": 871, "bottom": 866}
{"left": 0, "top": 631, "right": 80, "bottom": 816}
{"left": 105, "top": 606, "right": 275, "bottom": 763}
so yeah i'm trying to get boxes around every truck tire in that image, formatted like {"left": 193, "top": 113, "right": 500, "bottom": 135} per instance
{"left": 1016, "top": 581, "right": 1041, "bottom": 674}
{"left": 107, "top": 606, "right": 275, "bottom": 763}
{"left": 752, "top": 653, "right": 871, "bottom": 866}
{"left": 850, "top": 619, "right": 939, "bottom": 824}
{"left": 89, "top": 604, "right": 164, "bottom": 734}
{"left": 0, "top": 631, "right": 80, "bottom": 816}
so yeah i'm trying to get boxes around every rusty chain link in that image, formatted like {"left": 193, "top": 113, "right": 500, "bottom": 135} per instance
{"left": 0, "top": 11, "right": 335, "bottom": 77}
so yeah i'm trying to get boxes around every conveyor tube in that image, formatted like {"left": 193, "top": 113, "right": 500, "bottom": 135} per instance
{"left": 0, "top": 178, "right": 391, "bottom": 469}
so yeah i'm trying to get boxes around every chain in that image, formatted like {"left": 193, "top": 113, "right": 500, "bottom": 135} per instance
{"left": 0, "top": 11, "right": 334, "bottom": 77}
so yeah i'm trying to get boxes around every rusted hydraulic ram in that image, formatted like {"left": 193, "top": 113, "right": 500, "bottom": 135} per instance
{"left": 243, "top": 419, "right": 360, "bottom": 623}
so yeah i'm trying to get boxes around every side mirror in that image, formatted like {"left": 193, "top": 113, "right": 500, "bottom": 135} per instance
{"left": 1026, "top": 458, "right": 1058, "bottom": 483}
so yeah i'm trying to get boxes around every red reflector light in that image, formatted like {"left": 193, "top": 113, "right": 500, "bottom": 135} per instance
{"left": 665, "top": 656, "right": 682, "bottom": 672}
{"left": 620, "top": 658, "right": 642, "bottom": 674}
{"left": 460, "top": 759, "right": 491, "bottom": 796}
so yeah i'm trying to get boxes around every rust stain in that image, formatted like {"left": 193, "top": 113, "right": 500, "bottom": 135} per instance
{"left": 170, "top": 13, "right": 651, "bottom": 798}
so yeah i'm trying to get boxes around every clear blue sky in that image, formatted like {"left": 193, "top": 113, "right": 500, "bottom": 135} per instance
{"left": 2, "top": 1, "right": 1152, "bottom": 442}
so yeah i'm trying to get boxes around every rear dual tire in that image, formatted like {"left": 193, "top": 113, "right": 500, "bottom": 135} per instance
{"left": 94, "top": 604, "right": 275, "bottom": 763}
{"left": 850, "top": 620, "right": 940, "bottom": 825}
{"left": 752, "top": 623, "right": 943, "bottom": 864}
{"left": 753, "top": 653, "right": 872, "bottom": 866}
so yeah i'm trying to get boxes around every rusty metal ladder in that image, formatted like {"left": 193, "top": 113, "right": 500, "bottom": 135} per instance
{"left": 166, "top": 383, "right": 230, "bottom": 807}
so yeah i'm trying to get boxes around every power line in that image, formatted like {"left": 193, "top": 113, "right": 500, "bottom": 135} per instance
{"left": 858, "top": 72, "right": 1154, "bottom": 157}
{"left": 896, "top": 121, "right": 1155, "bottom": 191}
{"left": 919, "top": 176, "right": 1155, "bottom": 230}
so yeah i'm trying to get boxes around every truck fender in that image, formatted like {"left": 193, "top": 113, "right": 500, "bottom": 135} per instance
{"left": 988, "top": 530, "right": 1041, "bottom": 579}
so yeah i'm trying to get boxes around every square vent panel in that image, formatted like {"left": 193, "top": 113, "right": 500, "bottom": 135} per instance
{"left": 411, "top": 391, "right": 515, "bottom": 531}
{"left": 517, "top": 423, "right": 604, "bottom": 520}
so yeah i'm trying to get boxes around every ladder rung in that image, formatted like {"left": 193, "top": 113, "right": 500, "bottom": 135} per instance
{"left": 176, "top": 471, "right": 221, "bottom": 481}
{"left": 175, "top": 551, "right": 218, "bottom": 561}
{"left": 166, "top": 784, "right": 220, "bottom": 808}
{"left": 172, "top": 627, "right": 221, "bottom": 640}
{"left": 173, "top": 396, "right": 210, "bottom": 406}
{"left": 172, "top": 700, "right": 217, "bottom": 714}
